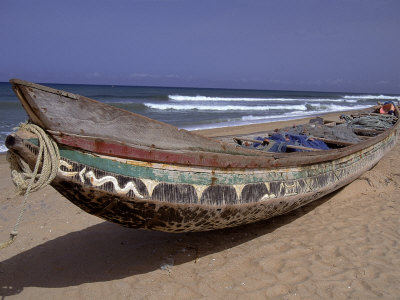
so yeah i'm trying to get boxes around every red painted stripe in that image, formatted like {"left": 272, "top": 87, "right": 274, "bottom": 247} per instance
{"left": 54, "top": 134, "right": 277, "bottom": 168}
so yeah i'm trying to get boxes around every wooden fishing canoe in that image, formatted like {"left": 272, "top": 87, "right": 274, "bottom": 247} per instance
{"left": 5, "top": 79, "right": 400, "bottom": 232}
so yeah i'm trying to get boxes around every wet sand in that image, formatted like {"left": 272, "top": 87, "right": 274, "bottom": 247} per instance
{"left": 1, "top": 112, "right": 400, "bottom": 299}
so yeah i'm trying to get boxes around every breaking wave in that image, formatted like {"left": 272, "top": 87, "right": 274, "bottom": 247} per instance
{"left": 169, "top": 95, "right": 358, "bottom": 103}
{"left": 344, "top": 94, "right": 400, "bottom": 101}
{"left": 144, "top": 103, "right": 369, "bottom": 112}
{"left": 145, "top": 103, "right": 308, "bottom": 111}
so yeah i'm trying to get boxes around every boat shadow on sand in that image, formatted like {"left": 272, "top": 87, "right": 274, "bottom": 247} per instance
{"left": 0, "top": 191, "right": 337, "bottom": 296}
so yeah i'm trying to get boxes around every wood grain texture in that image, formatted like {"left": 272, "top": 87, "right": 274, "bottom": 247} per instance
{"left": 13, "top": 79, "right": 246, "bottom": 155}
{"left": 9, "top": 79, "right": 400, "bottom": 169}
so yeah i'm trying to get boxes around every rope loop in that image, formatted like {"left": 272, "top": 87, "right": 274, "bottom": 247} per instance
{"left": 1, "top": 123, "right": 60, "bottom": 249}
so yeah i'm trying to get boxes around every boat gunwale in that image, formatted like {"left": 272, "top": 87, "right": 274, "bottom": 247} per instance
{"left": 9, "top": 79, "right": 400, "bottom": 169}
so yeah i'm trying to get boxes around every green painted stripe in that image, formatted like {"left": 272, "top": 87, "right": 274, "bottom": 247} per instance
{"left": 60, "top": 147, "right": 286, "bottom": 185}
{"left": 29, "top": 138, "right": 293, "bottom": 184}
{"left": 27, "top": 133, "right": 394, "bottom": 185}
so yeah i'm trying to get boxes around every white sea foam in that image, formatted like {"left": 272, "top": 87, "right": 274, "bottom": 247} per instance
{"left": 183, "top": 104, "right": 370, "bottom": 131}
{"left": 146, "top": 102, "right": 368, "bottom": 112}
{"left": 0, "top": 130, "right": 12, "bottom": 153}
{"left": 344, "top": 94, "right": 400, "bottom": 100}
{"left": 241, "top": 111, "right": 309, "bottom": 121}
{"left": 145, "top": 103, "right": 308, "bottom": 111}
{"left": 169, "top": 95, "right": 267, "bottom": 101}
{"left": 241, "top": 104, "right": 368, "bottom": 121}
{"left": 0, "top": 144, "right": 7, "bottom": 153}
{"left": 169, "top": 95, "right": 357, "bottom": 103}
{"left": 306, "top": 104, "right": 369, "bottom": 111}
{"left": 183, "top": 113, "right": 311, "bottom": 131}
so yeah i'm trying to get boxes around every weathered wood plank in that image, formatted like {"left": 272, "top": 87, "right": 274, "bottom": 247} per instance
{"left": 353, "top": 128, "right": 384, "bottom": 135}
{"left": 13, "top": 79, "right": 252, "bottom": 156}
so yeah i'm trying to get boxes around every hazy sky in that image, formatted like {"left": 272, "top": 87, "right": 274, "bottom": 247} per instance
{"left": 1, "top": 0, "right": 399, "bottom": 93}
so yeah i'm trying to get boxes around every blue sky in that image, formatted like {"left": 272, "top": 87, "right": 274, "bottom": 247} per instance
{"left": 1, "top": 0, "right": 399, "bottom": 93}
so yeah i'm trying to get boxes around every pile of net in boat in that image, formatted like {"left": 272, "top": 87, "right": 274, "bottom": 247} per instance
{"left": 251, "top": 133, "right": 330, "bottom": 152}
{"left": 235, "top": 112, "right": 397, "bottom": 153}
{"left": 340, "top": 113, "right": 397, "bottom": 131}
{"left": 275, "top": 118, "right": 362, "bottom": 144}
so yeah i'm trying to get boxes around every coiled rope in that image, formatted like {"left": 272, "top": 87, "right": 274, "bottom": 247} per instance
{"left": 0, "top": 123, "right": 60, "bottom": 249}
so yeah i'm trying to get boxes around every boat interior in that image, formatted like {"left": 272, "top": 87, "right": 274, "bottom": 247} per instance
{"left": 216, "top": 105, "right": 399, "bottom": 153}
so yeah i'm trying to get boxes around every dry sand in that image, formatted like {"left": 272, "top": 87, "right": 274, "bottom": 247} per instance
{"left": 1, "top": 113, "right": 400, "bottom": 299}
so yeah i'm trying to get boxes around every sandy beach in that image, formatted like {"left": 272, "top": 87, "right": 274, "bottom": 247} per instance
{"left": 1, "top": 113, "right": 400, "bottom": 299}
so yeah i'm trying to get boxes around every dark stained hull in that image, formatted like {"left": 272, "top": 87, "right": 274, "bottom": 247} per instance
{"left": 6, "top": 79, "right": 400, "bottom": 232}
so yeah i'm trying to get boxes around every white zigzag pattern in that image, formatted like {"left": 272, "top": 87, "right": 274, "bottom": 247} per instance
{"left": 85, "top": 170, "right": 144, "bottom": 199}
{"left": 58, "top": 160, "right": 78, "bottom": 177}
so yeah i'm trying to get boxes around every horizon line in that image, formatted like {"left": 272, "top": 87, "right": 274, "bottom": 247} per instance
{"left": 1, "top": 80, "right": 398, "bottom": 96}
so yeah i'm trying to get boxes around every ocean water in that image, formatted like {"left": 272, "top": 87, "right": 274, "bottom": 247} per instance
{"left": 1, "top": 81, "right": 399, "bottom": 153}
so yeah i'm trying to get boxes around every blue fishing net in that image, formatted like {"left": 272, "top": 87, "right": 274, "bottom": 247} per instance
{"left": 253, "top": 133, "right": 330, "bottom": 153}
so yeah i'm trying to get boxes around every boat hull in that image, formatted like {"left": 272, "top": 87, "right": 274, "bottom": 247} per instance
{"left": 6, "top": 79, "right": 399, "bottom": 232}
{"left": 8, "top": 128, "right": 398, "bottom": 232}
